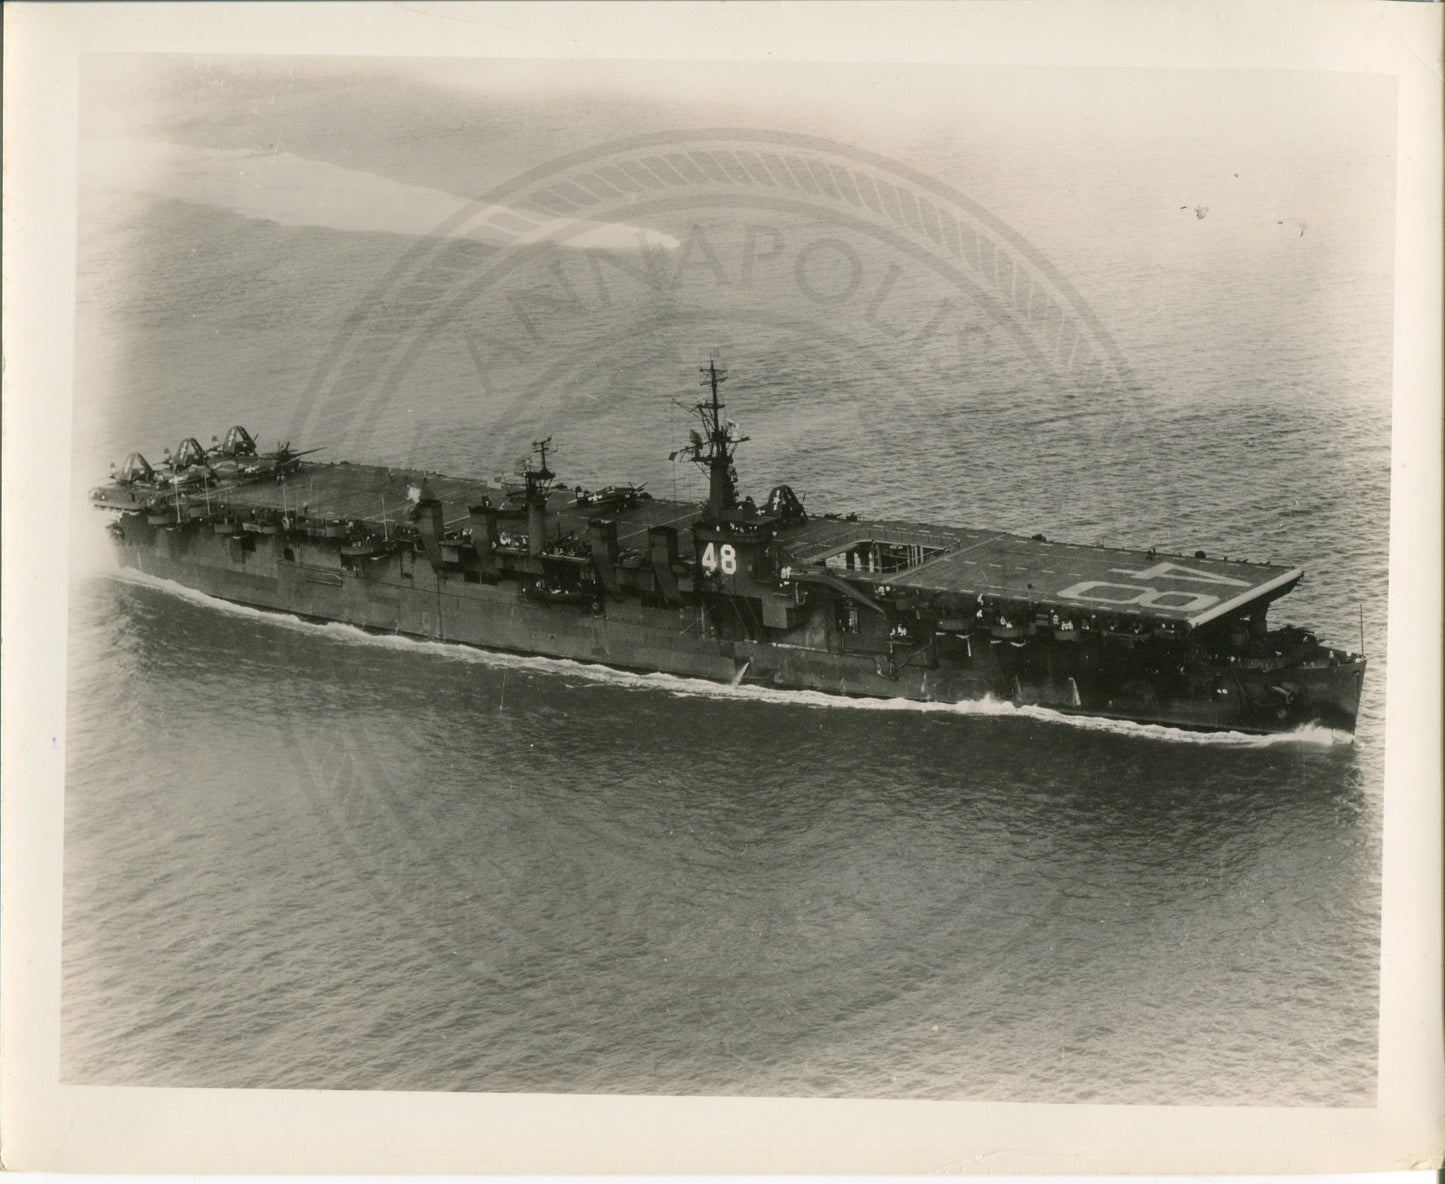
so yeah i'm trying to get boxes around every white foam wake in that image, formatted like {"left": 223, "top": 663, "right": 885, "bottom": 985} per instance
{"left": 105, "top": 570, "right": 1350, "bottom": 749}
{"left": 82, "top": 139, "right": 680, "bottom": 251}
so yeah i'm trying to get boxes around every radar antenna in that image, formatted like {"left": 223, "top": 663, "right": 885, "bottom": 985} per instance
{"left": 525, "top": 437, "right": 556, "bottom": 497}
{"left": 672, "top": 359, "right": 749, "bottom": 521}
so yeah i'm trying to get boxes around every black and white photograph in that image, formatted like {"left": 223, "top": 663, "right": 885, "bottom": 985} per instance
{"left": 4, "top": 2, "right": 1442, "bottom": 1174}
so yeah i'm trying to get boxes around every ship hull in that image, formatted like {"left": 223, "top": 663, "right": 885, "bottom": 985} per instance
{"left": 107, "top": 516, "right": 1365, "bottom": 736}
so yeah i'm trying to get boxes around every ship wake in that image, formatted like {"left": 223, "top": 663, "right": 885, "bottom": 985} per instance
{"left": 107, "top": 571, "right": 1351, "bottom": 749}
{"left": 82, "top": 139, "right": 680, "bottom": 251}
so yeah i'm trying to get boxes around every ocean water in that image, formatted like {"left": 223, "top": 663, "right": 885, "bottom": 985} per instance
{"left": 62, "top": 59, "right": 1392, "bottom": 1104}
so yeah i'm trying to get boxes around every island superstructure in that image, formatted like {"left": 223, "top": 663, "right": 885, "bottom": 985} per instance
{"left": 90, "top": 363, "right": 1366, "bottom": 734}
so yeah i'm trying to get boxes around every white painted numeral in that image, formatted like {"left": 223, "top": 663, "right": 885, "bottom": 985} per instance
{"left": 1058, "top": 580, "right": 1219, "bottom": 611}
{"left": 701, "top": 542, "right": 738, "bottom": 575}
{"left": 1109, "top": 561, "right": 1248, "bottom": 587}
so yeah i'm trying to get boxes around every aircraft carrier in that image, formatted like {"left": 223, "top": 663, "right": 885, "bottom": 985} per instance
{"left": 90, "top": 363, "right": 1366, "bottom": 734}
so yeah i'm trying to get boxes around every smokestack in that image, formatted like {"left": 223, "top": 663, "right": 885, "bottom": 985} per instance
{"left": 413, "top": 498, "right": 445, "bottom": 569}
{"left": 588, "top": 518, "right": 621, "bottom": 597}
{"left": 468, "top": 502, "right": 499, "bottom": 577}
{"left": 648, "top": 525, "right": 680, "bottom": 603}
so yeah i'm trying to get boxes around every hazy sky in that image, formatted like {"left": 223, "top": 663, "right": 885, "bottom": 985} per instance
{"left": 81, "top": 54, "right": 1396, "bottom": 277}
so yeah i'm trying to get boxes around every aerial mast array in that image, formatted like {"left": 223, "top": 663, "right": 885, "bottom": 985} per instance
{"left": 681, "top": 359, "right": 749, "bottom": 522}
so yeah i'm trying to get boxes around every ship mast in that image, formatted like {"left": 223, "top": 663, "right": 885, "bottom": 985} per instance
{"left": 525, "top": 437, "right": 555, "bottom": 502}
{"left": 524, "top": 436, "right": 555, "bottom": 557}
{"left": 689, "top": 360, "right": 749, "bottom": 522}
